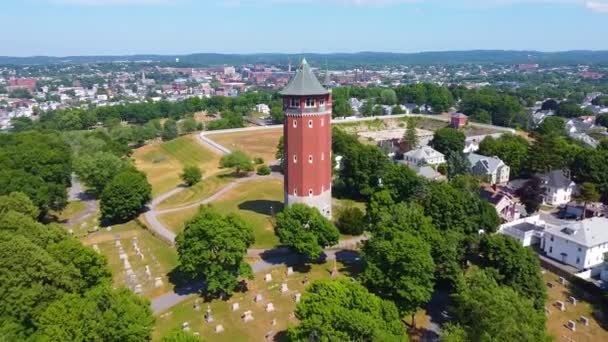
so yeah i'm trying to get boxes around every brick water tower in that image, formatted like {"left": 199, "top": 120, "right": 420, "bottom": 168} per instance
{"left": 280, "top": 59, "right": 332, "bottom": 218}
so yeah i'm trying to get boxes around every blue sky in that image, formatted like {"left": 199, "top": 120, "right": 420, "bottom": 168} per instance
{"left": 1, "top": 0, "right": 607, "bottom": 56}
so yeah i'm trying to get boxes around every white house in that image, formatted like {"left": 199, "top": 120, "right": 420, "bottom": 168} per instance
{"left": 254, "top": 104, "right": 270, "bottom": 115}
{"left": 403, "top": 146, "right": 445, "bottom": 167}
{"left": 539, "top": 170, "right": 576, "bottom": 206}
{"left": 499, "top": 215, "right": 547, "bottom": 247}
{"left": 467, "top": 153, "right": 510, "bottom": 185}
{"left": 542, "top": 217, "right": 608, "bottom": 275}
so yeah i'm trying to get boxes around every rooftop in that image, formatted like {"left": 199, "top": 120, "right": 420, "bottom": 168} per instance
{"left": 545, "top": 217, "right": 608, "bottom": 247}
{"left": 468, "top": 153, "right": 505, "bottom": 173}
{"left": 279, "top": 58, "right": 328, "bottom": 97}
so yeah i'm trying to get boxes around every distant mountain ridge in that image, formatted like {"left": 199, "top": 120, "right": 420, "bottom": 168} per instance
{"left": 2, "top": 50, "right": 608, "bottom": 66}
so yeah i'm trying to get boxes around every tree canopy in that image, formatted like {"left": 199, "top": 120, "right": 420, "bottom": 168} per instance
{"left": 176, "top": 206, "right": 254, "bottom": 297}
{"left": 274, "top": 204, "right": 339, "bottom": 260}
{"left": 100, "top": 170, "right": 152, "bottom": 223}
{"left": 181, "top": 165, "right": 203, "bottom": 186}
{"left": 431, "top": 127, "right": 465, "bottom": 159}
{"left": 287, "top": 279, "right": 407, "bottom": 342}
{"left": 478, "top": 134, "right": 529, "bottom": 178}
{"left": 219, "top": 150, "right": 253, "bottom": 175}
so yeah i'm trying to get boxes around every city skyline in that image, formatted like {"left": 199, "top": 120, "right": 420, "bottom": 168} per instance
{"left": 1, "top": 0, "right": 608, "bottom": 56}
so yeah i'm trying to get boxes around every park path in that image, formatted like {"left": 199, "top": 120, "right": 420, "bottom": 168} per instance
{"left": 65, "top": 175, "right": 98, "bottom": 227}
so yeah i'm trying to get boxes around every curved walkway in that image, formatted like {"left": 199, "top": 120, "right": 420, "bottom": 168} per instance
{"left": 143, "top": 173, "right": 282, "bottom": 244}
{"left": 66, "top": 175, "right": 98, "bottom": 227}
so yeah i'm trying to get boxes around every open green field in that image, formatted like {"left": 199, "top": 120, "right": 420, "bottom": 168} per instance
{"left": 133, "top": 135, "right": 222, "bottom": 196}
{"left": 153, "top": 260, "right": 362, "bottom": 342}
{"left": 156, "top": 174, "right": 237, "bottom": 210}
{"left": 209, "top": 129, "right": 282, "bottom": 164}
{"left": 81, "top": 220, "right": 179, "bottom": 299}
{"left": 158, "top": 178, "right": 283, "bottom": 249}
{"left": 543, "top": 271, "right": 608, "bottom": 341}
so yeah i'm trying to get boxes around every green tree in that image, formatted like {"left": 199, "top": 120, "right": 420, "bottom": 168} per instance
{"left": 360, "top": 231, "right": 435, "bottom": 326}
{"left": 100, "top": 170, "right": 152, "bottom": 222}
{"left": 536, "top": 116, "right": 565, "bottom": 136}
{"left": 431, "top": 127, "right": 465, "bottom": 159}
{"left": 0, "top": 192, "right": 40, "bottom": 219}
{"left": 176, "top": 206, "right": 254, "bottom": 297}
{"left": 403, "top": 118, "right": 418, "bottom": 150}
{"left": 380, "top": 89, "right": 398, "bottom": 105}
{"left": 478, "top": 234, "right": 547, "bottom": 310}
{"left": 392, "top": 104, "right": 405, "bottom": 114}
{"left": 73, "top": 152, "right": 130, "bottom": 194}
{"left": 180, "top": 117, "right": 198, "bottom": 134}
{"left": 526, "top": 134, "right": 578, "bottom": 174}
{"left": 478, "top": 134, "right": 529, "bottom": 177}
{"left": 181, "top": 165, "right": 203, "bottom": 186}
{"left": 162, "top": 119, "right": 179, "bottom": 141}
{"left": 517, "top": 177, "right": 544, "bottom": 214}
{"left": 256, "top": 164, "right": 271, "bottom": 176}
{"left": 447, "top": 152, "right": 471, "bottom": 180}
{"left": 451, "top": 268, "right": 547, "bottom": 342}
{"left": 33, "top": 285, "right": 154, "bottom": 342}
{"left": 287, "top": 279, "right": 407, "bottom": 342}
{"left": 219, "top": 150, "right": 253, "bottom": 175}
{"left": 332, "top": 98, "right": 353, "bottom": 118}
{"left": 575, "top": 182, "right": 601, "bottom": 219}
{"left": 335, "top": 205, "right": 366, "bottom": 236}
{"left": 275, "top": 204, "right": 339, "bottom": 260}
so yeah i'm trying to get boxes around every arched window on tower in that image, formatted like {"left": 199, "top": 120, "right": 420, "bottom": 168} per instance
{"left": 308, "top": 155, "right": 313, "bottom": 164}
{"left": 293, "top": 119, "right": 297, "bottom": 128}
{"left": 294, "top": 188, "right": 298, "bottom": 196}
{"left": 308, "top": 120, "right": 313, "bottom": 128}
{"left": 305, "top": 98, "right": 315, "bottom": 108}
{"left": 293, "top": 154, "right": 298, "bottom": 163}
{"left": 308, "top": 189, "right": 313, "bottom": 197}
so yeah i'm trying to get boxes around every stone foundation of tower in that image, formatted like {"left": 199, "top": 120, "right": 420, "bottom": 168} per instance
{"left": 285, "top": 188, "right": 332, "bottom": 219}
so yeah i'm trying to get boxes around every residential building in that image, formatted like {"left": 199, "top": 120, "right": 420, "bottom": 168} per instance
{"left": 411, "top": 165, "right": 446, "bottom": 181}
{"left": 542, "top": 217, "right": 608, "bottom": 275}
{"left": 450, "top": 112, "right": 468, "bottom": 128}
{"left": 403, "top": 146, "right": 445, "bottom": 167}
{"left": 479, "top": 185, "right": 520, "bottom": 222}
{"left": 539, "top": 170, "right": 576, "bottom": 206}
{"left": 467, "top": 153, "right": 510, "bottom": 185}
{"left": 499, "top": 215, "right": 547, "bottom": 247}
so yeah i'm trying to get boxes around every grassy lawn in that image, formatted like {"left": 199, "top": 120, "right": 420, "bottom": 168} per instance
{"left": 543, "top": 271, "right": 608, "bottom": 341}
{"left": 80, "top": 220, "right": 179, "bottom": 299}
{"left": 209, "top": 128, "right": 282, "bottom": 163}
{"left": 156, "top": 174, "right": 237, "bottom": 210}
{"left": 158, "top": 178, "right": 283, "bottom": 249}
{"left": 153, "top": 260, "right": 363, "bottom": 342}
{"left": 133, "top": 135, "right": 222, "bottom": 196}
{"left": 56, "top": 200, "right": 87, "bottom": 220}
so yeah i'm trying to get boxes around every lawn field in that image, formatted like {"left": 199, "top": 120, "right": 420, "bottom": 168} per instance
{"left": 133, "top": 135, "right": 222, "bottom": 196}
{"left": 543, "top": 271, "right": 608, "bottom": 341}
{"left": 81, "top": 220, "right": 179, "bottom": 299}
{"left": 158, "top": 178, "right": 283, "bottom": 248}
{"left": 153, "top": 260, "right": 363, "bottom": 342}
{"left": 156, "top": 174, "right": 236, "bottom": 210}
{"left": 209, "top": 128, "right": 282, "bottom": 163}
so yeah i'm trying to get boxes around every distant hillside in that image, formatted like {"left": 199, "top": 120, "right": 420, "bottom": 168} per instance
{"left": 2, "top": 50, "right": 608, "bottom": 67}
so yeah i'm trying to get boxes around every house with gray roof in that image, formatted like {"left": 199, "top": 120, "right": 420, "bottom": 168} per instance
{"left": 467, "top": 153, "right": 510, "bottom": 185}
{"left": 542, "top": 217, "right": 608, "bottom": 274}
{"left": 539, "top": 170, "right": 576, "bottom": 206}
{"left": 403, "top": 146, "right": 445, "bottom": 167}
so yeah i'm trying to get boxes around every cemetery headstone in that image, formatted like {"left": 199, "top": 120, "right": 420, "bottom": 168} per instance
{"left": 205, "top": 306, "right": 214, "bottom": 323}
{"left": 567, "top": 320, "right": 576, "bottom": 332}
{"left": 569, "top": 296, "right": 577, "bottom": 305}
{"left": 242, "top": 310, "right": 254, "bottom": 322}
{"left": 182, "top": 322, "right": 190, "bottom": 332}
{"left": 232, "top": 302, "right": 240, "bottom": 311}
{"left": 264, "top": 273, "right": 272, "bottom": 282}
{"left": 294, "top": 292, "right": 301, "bottom": 303}
{"left": 556, "top": 300, "right": 565, "bottom": 311}
{"left": 265, "top": 303, "right": 275, "bottom": 312}
{"left": 271, "top": 318, "right": 277, "bottom": 326}
{"left": 580, "top": 316, "right": 589, "bottom": 326}
{"left": 92, "top": 244, "right": 100, "bottom": 253}
{"left": 558, "top": 276, "right": 566, "bottom": 285}
{"left": 215, "top": 325, "right": 224, "bottom": 333}
{"left": 254, "top": 294, "right": 263, "bottom": 303}
{"left": 154, "top": 277, "right": 163, "bottom": 288}
{"left": 286, "top": 267, "right": 294, "bottom": 276}
{"left": 134, "top": 284, "right": 142, "bottom": 295}
{"left": 280, "top": 283, "right": 288, "bottom": 294}
{"left": 265, "top": 331, "right": 274, "bottom": 340}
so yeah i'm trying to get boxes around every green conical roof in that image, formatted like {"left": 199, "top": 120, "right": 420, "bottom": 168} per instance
{"left": 280, "top": 58, "right": 329, "bottom": 96}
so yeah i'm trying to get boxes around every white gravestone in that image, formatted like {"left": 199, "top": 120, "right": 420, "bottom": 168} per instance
{"left": 134, "top": 284, "right": 142, "bottom": 294}
{"left": 144, "top": 265, "right": 152, "bottom": 279}
{"left": 265, "top": 303, "right": 275, "bottom": 312}
{"left": 154, "top": 277, "right": 163, "bottom": 288}
{"left": 569, "top": 296, "right": 577, "bottom": 305}
{"left": 280, "top": 283, "right": 288, "bottom": 294}
{"left": 294, "top": 292, "right": 301, "bottom": 303}
{"left": 182, "top": 322, "right": 190, "bottom": 331}
{"left": 92, "top": 244, "right": 100, "bottom": 253}
{"left": 232, "top": 302, "right": 240, "bottom": 311}
{"left": 567, "top": 320, "right": 576, "bottom": 331}
{"left": 254, "top": 294, "right": 263, "bottom": 303}
{"left": 580, "top": 316, "right": 589, "bottom": 326}
{"left": 264, "top": 274, "right": 272, "bottom": 282}
{"left": 286, "top": 267, "right": 294, "bottom": 276}
{"left": 556, "top": 300, "right": 565, "bottom": 311}
{"left": 242, "top": 310, "right": 253, "bottom": 322}
{"left": 215, "top": 325, "right": 224, "bottom": 333}
{"left": 115, "top": 240, "right": 121, "bottom": 247}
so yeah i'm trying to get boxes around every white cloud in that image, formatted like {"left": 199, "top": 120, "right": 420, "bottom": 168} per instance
{"left": 586, "top": 0, "right": 608, "bottom": 12}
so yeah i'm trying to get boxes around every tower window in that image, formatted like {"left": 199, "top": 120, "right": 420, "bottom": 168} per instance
{"left": 308, "top": 155, "right": 313, "bottom": 163}
{"left": 293, "top": 188, "right": 298, "bottom": 196}
{"left": 321, "top": 152, "right": 325, "bottom": 161}
{"left": 320, "top": 98, "right": 325, "bottom": 106}
{"left": 308, "top": 120, "right": 313, "bottom": 128}
{"left": 293, "top": 119, "right": 297, "bottom": 128}
{"left": 293, "top": 154, "right": 298, "bottom": 163}
{"left": 290, "top": 98, "right": 299, "bottom": 108}
{"left": 305, "top": 98, "right": 315, "bottom": 108}
{"left": 321, "top": 118, "right": 324, "bottom": 127}
{"left": 308, "top": 189, "right": 313, "bottom": 197}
